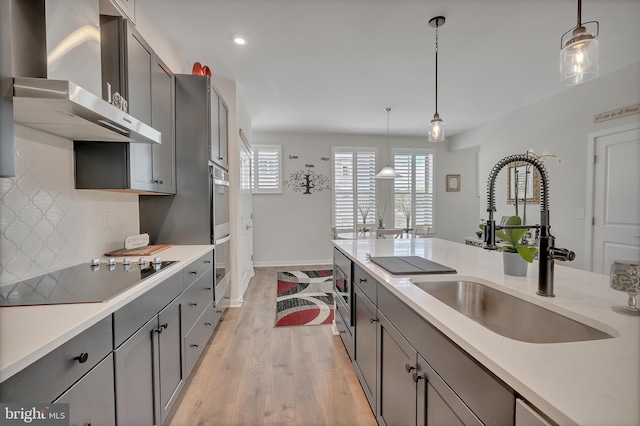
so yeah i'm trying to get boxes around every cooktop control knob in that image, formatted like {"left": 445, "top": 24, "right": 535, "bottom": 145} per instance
{"left": 152, "top": 257, "right": 162, "bottom": 266}
{"left": 90, "top": 258, "right": 101, "bottom": 267}
{"left": 108, "top": 258, "right": 116, "bottom": 266}
{"left": 122, "top": 258, "right": 131, "bottom": 266}
{"left": 139, "top": 257, "right": 147, "bottom": 266}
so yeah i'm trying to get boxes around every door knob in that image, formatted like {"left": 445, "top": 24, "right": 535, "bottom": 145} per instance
{"left": 75, "top": 353, "right": 89, "bottom": 363}
{"left": 412, "top": 373, "right": 423, "bottom": 383}
{"left": 369, "top": 317, "right": 378, "bottom": 323}
{"left": 405, "top": 364, "right": 415, "bottom": 373}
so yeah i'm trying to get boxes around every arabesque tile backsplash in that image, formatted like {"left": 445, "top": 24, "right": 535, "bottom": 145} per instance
{"left": 0, "top": 126, "right": 139, "bottom": 284}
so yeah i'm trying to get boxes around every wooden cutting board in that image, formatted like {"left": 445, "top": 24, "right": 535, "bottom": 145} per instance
{"left": 104, "top": 244, "right": 172, "bottom": 257}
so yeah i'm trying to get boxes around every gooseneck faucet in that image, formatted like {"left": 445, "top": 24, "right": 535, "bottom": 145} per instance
{"left": 484, "top": 154, "right": 575, "bottom": 297}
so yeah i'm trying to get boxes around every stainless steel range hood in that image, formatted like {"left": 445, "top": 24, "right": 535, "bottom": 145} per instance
{"left": 13, "top": 77, "right": 161, "bottom": 144}
{"left": 5, "top": 0, "right": 161, "bottom": 147}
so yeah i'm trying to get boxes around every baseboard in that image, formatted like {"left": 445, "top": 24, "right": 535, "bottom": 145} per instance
{"left": 253, "top": 259, "right": 333, "bottom": 268}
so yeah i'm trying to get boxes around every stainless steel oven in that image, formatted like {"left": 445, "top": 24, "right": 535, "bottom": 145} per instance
{"left": 211, "top": 165, "right": 229, "bottom": 241}
{"left": 334, "top": 247, "right": 353, "bottom": 359}
{"left": 214, "top": 234, "right": 230, "bottom": 287}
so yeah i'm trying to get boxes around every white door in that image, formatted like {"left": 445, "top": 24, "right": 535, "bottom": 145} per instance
{"left": 591, "top": 125, "right": 640, "bottom": 273}
{"left": 238, "top": 136, "right": 254, "bottom": 299}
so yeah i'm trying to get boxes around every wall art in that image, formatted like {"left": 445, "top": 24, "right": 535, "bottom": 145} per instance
{"left": 284, "top": 169, "right": 330, "bottom": 194}
{"left": 446, "top": 174, "right": 461, "bottom": 192}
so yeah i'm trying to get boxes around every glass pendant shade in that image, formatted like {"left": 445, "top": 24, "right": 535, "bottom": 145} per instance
{"left": 560, "top": 35, "right": 599, "bottom": 85}
{"left": 376, "top": 165, "right": 402, "bottom": 179}
{"left": 428, "top": 114, "right": 445, "bottom": 142}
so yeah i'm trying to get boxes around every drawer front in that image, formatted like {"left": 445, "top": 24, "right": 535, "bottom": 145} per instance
{"left": 181, "top": 268, "right": 214, "bottom": 333}
{"left": 183, "top": 250, "right": 214, "bottom": 289}
{"left": 0, "top": 316, "right": 112, "bottom": 403}
{"left": 213, "top": 279, "right": 230, "bottom": 329}
{"left": 353, "top": 264, "right": 377, "bottom": 305}
{"left": 335, "top": 306, "right": 354, "bottom": 361}
{"left": 185, "top": 300, "right": 214, "bottom": 377}
{"left": 113, "top": 268, "right": 183, "bottom": 348}
{"left": 378, "top": 285, "right": 514, "bottom": 426}
{"left": 54, "top": 353, "right": 116, "bottom": 426}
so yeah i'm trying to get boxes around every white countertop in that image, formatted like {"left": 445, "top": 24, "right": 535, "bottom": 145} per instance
{"left": 0, "top": 245, "right": 213, "bottom": 383}
{"left": 333, "top": 238, "right": 640, "bottom": 426}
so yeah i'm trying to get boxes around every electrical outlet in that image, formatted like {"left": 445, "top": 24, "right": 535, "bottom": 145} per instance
{"left": 103, "top": 211, "right": 112, "bottom": 229}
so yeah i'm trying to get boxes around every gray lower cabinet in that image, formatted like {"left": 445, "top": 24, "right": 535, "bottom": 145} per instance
{"left": 185, "top": 301, "right": 215, "bottom": 377}
{"left": 377, "top": 311, "right": 417, "bottom": 426}
{"left": 54, "top": 353, "right": 116, "bottom": 426}
{"left": 353, "top": 285, "right": 377, "bottom": 412}
{"left": 416, "top": 353, "right": 483, "bottom": 425}
{"left": 114, "top": 295, "right": 183, "bottom": 426}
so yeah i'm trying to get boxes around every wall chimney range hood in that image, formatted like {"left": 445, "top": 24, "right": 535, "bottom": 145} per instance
{"left": 13, "top": 77, "right": 161, "bottom": 144}
{"left": 5, "top": 0, "right": 161, "bottom": 147}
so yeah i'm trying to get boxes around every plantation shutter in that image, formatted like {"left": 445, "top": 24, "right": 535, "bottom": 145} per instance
{"left": 332, "top": 148, "right": 377, "bottom": 229}
{"left": 253, "top": 145, "right": 282, "bottom": 194}
{"left": 393, "top": 149, "right": 435, "bottom": 229}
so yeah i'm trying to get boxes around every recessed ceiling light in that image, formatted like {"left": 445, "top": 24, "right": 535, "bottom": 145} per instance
{"left": 233, "top": 37, "right": 247, "bottom": 45}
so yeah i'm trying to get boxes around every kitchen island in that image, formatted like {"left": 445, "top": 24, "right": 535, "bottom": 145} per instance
{"left": 334, "top": 238, "right": 639, "bottom": 426}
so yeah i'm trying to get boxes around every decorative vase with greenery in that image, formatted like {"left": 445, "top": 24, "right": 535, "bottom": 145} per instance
{"left": 497, "top": 216, "right": 538, "bottom": 276}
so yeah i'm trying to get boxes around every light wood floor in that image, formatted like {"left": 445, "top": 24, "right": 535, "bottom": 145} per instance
{"left": 169, "top": 266, "right": 377, "bottom": 426}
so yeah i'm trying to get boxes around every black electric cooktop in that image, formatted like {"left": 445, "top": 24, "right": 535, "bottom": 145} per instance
{"left": 0, "top": 260, "right": 176, "bottom": 307}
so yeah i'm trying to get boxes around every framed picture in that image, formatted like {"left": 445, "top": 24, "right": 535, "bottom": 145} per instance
{"left": 507, "top": 164, "right": 540, "bottom": 204}
{"left": 446, "top": 174, "right": 461, "bottom": 192}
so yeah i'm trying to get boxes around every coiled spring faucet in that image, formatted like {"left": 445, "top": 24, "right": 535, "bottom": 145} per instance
{"left": 484, "top": 154, "right": 575, "bottom": 297}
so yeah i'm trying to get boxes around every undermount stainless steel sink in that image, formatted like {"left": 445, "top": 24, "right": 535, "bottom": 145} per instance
{"left": 412, "top": 280, "right": 615, "bottom": 343}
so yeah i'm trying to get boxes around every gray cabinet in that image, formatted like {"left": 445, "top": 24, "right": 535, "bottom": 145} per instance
{"left": 207, "top": 81, "right": 229, "bottom": 170}
{"left": 114, "top": 294, "right": 183, "bottom": 425}
{"left": 75, "top": 17, "right": 175, "bottom": 194}
{"left": 54, "top": 353, "right": 116, "bottom": 426}
{"left": 377, "top": 311, "right": 417, "bottom": 426}
{"left": 354, "top": 285, "right": 377, "bottom": 412}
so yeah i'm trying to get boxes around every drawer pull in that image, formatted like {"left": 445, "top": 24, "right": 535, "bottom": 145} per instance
{"left": 205, "top": 287, "right": 212, "bottom": 291}
{"left": 405, "top": 364, "right": 415, "bottom": 373}
{"left": 359, "top": 278, "right": 367, "bottom": 283}
{"left": 369, "top": 317, "right": 378, "bottom": 323}
{"left": 205, "top": 322, "right": 213, "bottom": 326}
{"left": 204, "top": 260, "right": 211, "bottom": 264}
{"left": 188, "top": 271, "right": 197, "bottom": 275}
{"left": 155, "top": 323, "right": 168, "bottom": 334}
{"left": 75, "top": 352, "right": 89, "bottom": 363}
{"left": 189, "top": 302, "right": 198, "bottom": 307}
{"left": 191, "top": 344, "right": 199, "bottom": 348}
{"left": 412, "top": 373, "right": 423, "bottom": 383}
{"left": 215, "top": 310, "right": 222, "bottom": 314}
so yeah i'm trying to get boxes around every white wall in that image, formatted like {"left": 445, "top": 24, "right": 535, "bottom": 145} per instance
{"left": 251, "top": 132, "right": 470, "bottom": 266}
{"left": 448, "top": 62, "right": 640, "bottom": 270}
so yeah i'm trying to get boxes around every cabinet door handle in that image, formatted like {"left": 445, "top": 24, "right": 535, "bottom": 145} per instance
{"left": 359, "top": 278, "right": 367, "bottom": 283}
{"left": 188, "top": 271, "right": 197, "bottom": 275}
{"left": 204, "top": 260, "right": 211, "bottom": 264}
{"left": 405, "top": 364, "right": 415, "bottom": 373}
{"left": 152, "top": 179, "right": 164, "bottom": 184}
{"left": 155, "top": 323, "right": 168, "bottom": 333}
{"left": 412, "top": 373, "right": 423, "bottom": 383}
{"left": 205, "top": 287, "right": 212, "bottom": 291}
{"left": 74, "top": 352, "right": 89, "bottom": 363}
{"left": 191, "top": 343, "right": 199, "bottom": 348}
{"left": 189, "top": 302, "right": 198, "bottom": 307}
{"left": 215, "top": 310, "right": 222, "bottom": 314}
{"left": 369, "top": 317, "right": 378, "bottom": 323}
{"left": 205, "top": 322, "right": 212, "bottom": 326}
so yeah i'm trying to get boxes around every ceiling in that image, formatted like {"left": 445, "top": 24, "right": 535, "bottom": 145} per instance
{"left": 137, "top": 0, "right": 640, "bottom": 138}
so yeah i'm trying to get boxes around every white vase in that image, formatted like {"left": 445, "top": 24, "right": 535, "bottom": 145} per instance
{"left": 503, "top": 251, "right": 528, "bottom": 276}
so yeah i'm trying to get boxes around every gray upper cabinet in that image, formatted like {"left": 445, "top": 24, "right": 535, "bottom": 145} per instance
{"left": 74, "top": 17, "right": 175, "bottom": 194}
{"left": 209, "top": 84, "right": 229, "bottom": 170}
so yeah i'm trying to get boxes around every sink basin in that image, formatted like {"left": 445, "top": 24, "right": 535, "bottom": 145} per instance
{"left": 412, "top": 280, "right": 615, "bottom": 343}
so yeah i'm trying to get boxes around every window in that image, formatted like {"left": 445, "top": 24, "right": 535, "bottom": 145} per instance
{"left": 332, "top": 147, "right": 377, "bottom": 230}
{"left": 252, "top": 145, "right": 282, "bottom": 194}
{"left": 394, "top": 149, "right": 435, "bottom": 230}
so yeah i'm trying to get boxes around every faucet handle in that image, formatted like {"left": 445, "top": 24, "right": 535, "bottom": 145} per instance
{"left": 548, "top": 247, "right": 575, "bottom": 261}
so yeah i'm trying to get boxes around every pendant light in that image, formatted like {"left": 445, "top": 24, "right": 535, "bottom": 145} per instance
{"left": 375, "top": 107, "right": 401, "bottom": 179}
{"left": 428, "top": 16, "right": 445, "bottom": 142}
{"left": 560, "top": 0, "right": 599, "bottom": 85}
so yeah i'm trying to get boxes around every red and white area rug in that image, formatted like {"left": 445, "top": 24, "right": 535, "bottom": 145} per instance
{"left": 275, "top": 270, "right": 334, "bottom": 327}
